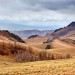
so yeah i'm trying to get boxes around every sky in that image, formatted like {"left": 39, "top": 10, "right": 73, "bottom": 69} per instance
{"left": 0, "top": 0, "right": 75, "bottom": 30}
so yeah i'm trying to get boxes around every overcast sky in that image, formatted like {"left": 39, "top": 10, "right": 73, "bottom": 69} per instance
{"left": 0, "top": 0, "right": 75, "bottom": 30}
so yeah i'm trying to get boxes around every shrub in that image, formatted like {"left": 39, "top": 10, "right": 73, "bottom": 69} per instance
{"left": 14, "top": 50, "right": 72, "bottom": 62}
{"left": 39, "top": 51, "right": 47, "bottom": 60}
{"left": 66, "top": 54, "right": 71, "bottom": 58}
{"left": 45, "top": 45, "right": 51, "bottom": 49}
{"left": 0, "top": 50, "right": 9, "bottom": 55}
{"left": 14, "top": 50, "right": 33, "bottom": 62}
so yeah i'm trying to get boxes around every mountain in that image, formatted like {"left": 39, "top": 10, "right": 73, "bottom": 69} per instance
{"left": 26, "top": 22, "right": 75, "bottom": 44}
{"left": 50, "top": 22, "right": 75, "bottom": 39}
{"left": 11, "top": 29, "right": 54, "bottom": 39}
{"left": 67, "top": 22, "right": 75, "bottom": 27}
{"left": 0, "top": 30, "right": 25, "bottom": 43}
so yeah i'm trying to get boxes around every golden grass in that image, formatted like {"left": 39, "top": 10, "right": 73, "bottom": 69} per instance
{"left": 0, "top": 38, "right": 75, "bottom": 75}
{"left": 0, "top": 40, "right": 42, "bottom": 55}
{"left": 47, "top": 47, "right": 75, "bottom": 57}
{"left": 0, "top": 39, "right": 74, "bottom": 62}
{"left": 0, "top": 56, "right": 75, "bottom": 75}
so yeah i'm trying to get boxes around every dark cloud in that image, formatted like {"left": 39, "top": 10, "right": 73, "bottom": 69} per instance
{"left": 21, "top": 0, "right": 75, "bottom": 11}
{"left": 0, "top": 0, "right": 75, "bottom": 12}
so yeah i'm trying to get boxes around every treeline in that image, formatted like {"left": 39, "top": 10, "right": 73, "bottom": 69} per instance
{"left": 14, "top": 50, "right": 71, "bottom": 62}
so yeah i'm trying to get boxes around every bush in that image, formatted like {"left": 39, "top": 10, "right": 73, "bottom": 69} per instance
{"left": 45, "top": 45, "right": 51, "bottom": 49}
{"left": 0, "top": 50, "right": 9, "bottom": 55}
{"left": 39, "top": 51, "right": 47, "bottom": 60}
{"left": 66, "top": 54, "right": 71, "bottom": 58}
{"left": 14, "top": 50, "right": 33, "bottom": 62}
{"left": 14, "top": 50, "right": 71, "bottom": 62}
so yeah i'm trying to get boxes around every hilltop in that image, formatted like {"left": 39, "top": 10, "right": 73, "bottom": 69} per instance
{"left": 51, "top": 22, "right": 75, "bottom": 39}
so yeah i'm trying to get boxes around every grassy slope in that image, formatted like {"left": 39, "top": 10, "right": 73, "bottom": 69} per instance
{"left": 0, "top": 56, "right": 75, "bottom": 75}
{"left": 0, "top": 38, "right": 75, "bottom": 75}
{"left": 0, "top": 40, "right": 42, "bottom": 55}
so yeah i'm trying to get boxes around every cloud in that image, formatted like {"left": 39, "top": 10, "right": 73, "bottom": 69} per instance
{"left": 0, "top": 0, "right": 75, "bottom": 30}
{"left": 0, "top": 0, "right": 75, "bottom": 12}
{"left": 20, "top": 0, "right": 75, "bottom": 11}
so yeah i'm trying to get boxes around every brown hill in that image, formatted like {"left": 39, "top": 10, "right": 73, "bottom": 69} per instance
{"left": 26, "top": 22, "right": 75, "bottom": 44}
{"left": 0, "top": 39, "right": 68, "bottom": 62}
{"left": 26, "top": 36, "right": 51, "bottom": 44}
{"left": 60, "top": 30, "right": 75, "bottom": 39}
{"left": 47, "top": 22, "right": 75, "bottom": 39}
{"left": 0, "top": 30, "right": 25, "bottom": 43}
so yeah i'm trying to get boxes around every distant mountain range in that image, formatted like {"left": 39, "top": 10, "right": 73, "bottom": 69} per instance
{"left": 11, "top": 29, "right": 54, "bottom": 39}
{"left": 0, "top": 22, "right": 75, "bottom": 43}
{"left": 26, "top": 22, "right": 75, "bottom": 43}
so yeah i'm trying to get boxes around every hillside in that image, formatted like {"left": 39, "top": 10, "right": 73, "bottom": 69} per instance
{"left": 0, "top": 30, "right": 25, "bottom": 43}
{"left": 0, "top": 22, "right": 75, "bottom": 75}
{"left": 0, "top": 40, "right": 42, "bottom": 55}
{"left": 26, "top": 36, "right": 50, "bottom": 44}
{"left": 11, "top": 30, "right": 54, "bottom": 39}
{"left": 46, "top": 22, "right": 75, "bottom": 39}
{"left": 26, "top": 22, "right": 75, "bottom": 45}
{"left": 60, "top": 30, "right": 75, "bottom": 39}
{"left": 28, "top": 38, "right": 75, "bottom": 53}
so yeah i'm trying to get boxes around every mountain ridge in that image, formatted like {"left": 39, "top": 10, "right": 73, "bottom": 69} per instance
{"left": 11, "top": 30, "right": 54, "bottom": 39}
{"left": 0, "top": 30, "right": 25, "bottom": 43}
{"left": 50, "top": 22, "right": 75, "bottom": 38}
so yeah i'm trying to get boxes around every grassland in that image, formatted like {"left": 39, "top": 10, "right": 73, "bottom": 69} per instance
{"left": 0, "top": 56, "right": 75, "bottom": 75}
{"left": 0, "top": 38, "right": 75, "bottom": 75}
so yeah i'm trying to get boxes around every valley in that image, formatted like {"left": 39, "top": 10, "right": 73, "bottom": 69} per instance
{"left": 0, "top": 22, "right": 75, "bottom": 75}
{"left": 0, "top": 0, "right": 75, "bottom": 74}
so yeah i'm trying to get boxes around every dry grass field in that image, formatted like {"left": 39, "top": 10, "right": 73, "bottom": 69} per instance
{"left": 0, "top": 38, "right": 75, "bottom": 75}
{"left": 0, "top": 56, "right": 75, "bottom": 75}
